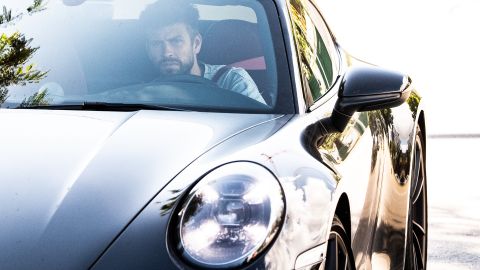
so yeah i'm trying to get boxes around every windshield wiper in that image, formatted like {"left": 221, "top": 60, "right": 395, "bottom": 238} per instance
{"left": 17, "top": 102, "right": 187, "bottom": 112}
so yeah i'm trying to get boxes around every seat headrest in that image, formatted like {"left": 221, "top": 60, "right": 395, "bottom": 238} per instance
{"left": 199, "top": 20, "right": 264, "bottom": 66}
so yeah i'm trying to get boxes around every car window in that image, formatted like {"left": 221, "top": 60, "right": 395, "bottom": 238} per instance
{"left": 289, "top": 0, "right": 338, "bottom": 106}
{"left": 0, "top": 0, "right": 294, "bottom": 113}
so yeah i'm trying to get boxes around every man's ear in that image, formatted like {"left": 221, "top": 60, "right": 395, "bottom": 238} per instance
{"left": 193, "top": 34, "right": 202, "bottom": 54}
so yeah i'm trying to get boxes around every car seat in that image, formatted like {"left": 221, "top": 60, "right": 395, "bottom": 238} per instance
{"left": 199, "top": 19, "right": 274, "bottom": 104}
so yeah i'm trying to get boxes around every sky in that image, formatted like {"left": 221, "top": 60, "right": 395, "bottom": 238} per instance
{"left": 319, "top": 0, "right": 480, "bottom": 135}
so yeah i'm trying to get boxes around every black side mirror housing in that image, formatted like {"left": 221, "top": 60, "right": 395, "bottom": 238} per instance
{"left": 330, "top": 66, "right": 412, "bottom": 132}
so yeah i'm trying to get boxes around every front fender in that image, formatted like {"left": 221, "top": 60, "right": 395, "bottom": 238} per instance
{"left": 369, "top": 90, "right": 424, "bottom": 269}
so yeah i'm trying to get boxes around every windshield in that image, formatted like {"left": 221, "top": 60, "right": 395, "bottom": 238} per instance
{"left": 1, "top": 0, "right": 293, "bottom": 113}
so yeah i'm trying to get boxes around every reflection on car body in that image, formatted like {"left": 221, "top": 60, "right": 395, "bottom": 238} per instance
{"left": 0, "top": 0, "right": 427, "bottom": 269}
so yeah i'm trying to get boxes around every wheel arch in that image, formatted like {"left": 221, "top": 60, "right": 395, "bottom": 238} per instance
{"left": 418, "top": 110, "right": 426, "bottom": 150}
{"left": 335, "top": 193, "right": 352, "bottom": 242}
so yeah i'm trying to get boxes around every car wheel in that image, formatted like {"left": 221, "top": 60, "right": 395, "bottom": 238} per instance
{"left": 405, "top": 126, "right": 428, "bottom": 270}
{"left": 324, "top": 215, "right": 355, "bottom": 270}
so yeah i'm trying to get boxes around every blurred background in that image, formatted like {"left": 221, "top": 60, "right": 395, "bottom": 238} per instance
{"left": 320, "top": 0, "right": 480, "bottom": 269}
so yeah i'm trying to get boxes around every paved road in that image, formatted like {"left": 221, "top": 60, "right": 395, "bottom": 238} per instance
{"left": 427, "top": 137, "right": 480, "bottom": 269}
{"left": 320, "top": 0, "right": 480, "bottom": 268}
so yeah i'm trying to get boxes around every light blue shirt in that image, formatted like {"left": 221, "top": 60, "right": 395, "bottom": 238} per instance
{"left": 203, "top": 64, "right": 266, "bottom": 104}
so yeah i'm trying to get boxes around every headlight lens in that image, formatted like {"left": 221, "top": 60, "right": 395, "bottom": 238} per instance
{"left": 171, "top": 162, "right": 285, "bottom": 268}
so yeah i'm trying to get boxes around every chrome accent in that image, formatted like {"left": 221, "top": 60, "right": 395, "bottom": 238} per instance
{"left": 295, "top": 243, "right": 326, "bottom": 269}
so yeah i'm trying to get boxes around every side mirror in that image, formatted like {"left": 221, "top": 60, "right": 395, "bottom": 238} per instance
{"left": 330, "top": 66, "right": 412, "bottom": 132}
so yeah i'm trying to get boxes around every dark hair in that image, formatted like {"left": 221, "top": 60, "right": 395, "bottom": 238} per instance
{"left": 139, "top": 0, "right": 200, "bottom": 38}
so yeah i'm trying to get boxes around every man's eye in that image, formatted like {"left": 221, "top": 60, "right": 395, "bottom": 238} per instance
{"left": 172, "top": 38, "right": 183, "bottom": 45}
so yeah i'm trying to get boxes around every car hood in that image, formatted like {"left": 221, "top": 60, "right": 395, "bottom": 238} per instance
{"left": 0, "top": 109, "right": 286, "bottom": 269}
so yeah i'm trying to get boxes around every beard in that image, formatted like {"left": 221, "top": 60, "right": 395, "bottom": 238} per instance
{"left": 157, "top": 56, "right": 194, "bottom": 75}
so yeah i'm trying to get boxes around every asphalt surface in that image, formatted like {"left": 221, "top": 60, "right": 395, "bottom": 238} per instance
{"left": 427, "top": 138, "right": 480, "bottom": 269}
{"left": 320, "top": 0, "right": 480, "bottom": 268}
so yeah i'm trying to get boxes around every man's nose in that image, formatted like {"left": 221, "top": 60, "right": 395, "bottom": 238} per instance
{"left": 162, "top": 43, "right": 174, "bottom": 57}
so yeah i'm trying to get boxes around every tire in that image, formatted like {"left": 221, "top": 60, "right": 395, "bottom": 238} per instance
{"left": 324, "top": 215, "right": 355, "bottom": 270}
{"left": 405, "top": 126, "right": 428, "bottom": 270}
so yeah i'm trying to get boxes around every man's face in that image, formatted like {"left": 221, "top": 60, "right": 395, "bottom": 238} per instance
{"left": 146, "top": 23, "right": 201, "bottom": 75}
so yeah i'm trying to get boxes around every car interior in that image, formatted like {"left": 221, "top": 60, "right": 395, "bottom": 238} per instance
{"left": 3, "top": 1, "right": 283, "bottom": 110}
{"left": 74, "top": 10, "right": 277, "bottom": 106}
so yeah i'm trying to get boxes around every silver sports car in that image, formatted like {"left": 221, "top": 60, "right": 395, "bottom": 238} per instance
{"left": 0, "top": 0, "right": 427, "bottom": 269}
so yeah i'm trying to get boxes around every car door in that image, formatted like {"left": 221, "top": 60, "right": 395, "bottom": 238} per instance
{"left": 289, "top": 0, "right": 382, "bottom": 266}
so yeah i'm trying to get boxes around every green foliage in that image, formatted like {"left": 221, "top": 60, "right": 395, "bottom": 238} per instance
{"left": 0, "top": 32, "right": 47, "bottom": 87}
{"left": 0, "top": 88, "right": 7, "bottom": 104}
{"left": 27, "top": 0, "right": 47, "bottom": 14}
{"left": 0, "top": 5, "right": 15, "bottom": 25}
{"left": 0, "top": 32, "right": 47, "bottom": 104}
{"left": 19, "top": 89, "right": 50, "bottom": 107}
{"left": 0, "top": 1, "right": 48, "bottom": 106}
{"left": 0, "top": 0, "right": 46, "bottom": 25}
{"left": 408, "top": 91, "right": 420, "bottom": 119}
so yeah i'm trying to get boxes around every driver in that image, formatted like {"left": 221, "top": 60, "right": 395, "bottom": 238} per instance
{"left": 140, "top": 0, "right": 266, "bottom": 104}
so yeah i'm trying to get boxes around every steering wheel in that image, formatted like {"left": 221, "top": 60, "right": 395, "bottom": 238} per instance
{"left": 151, "top": 74, "right": 219, "bottom": 87}
{"left": 91, "top": 74, "right": 269, "bottom": 112}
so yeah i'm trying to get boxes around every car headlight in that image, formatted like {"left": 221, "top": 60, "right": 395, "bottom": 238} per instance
{"left": 169, "top": 162, "right": 285, "bottom": 268}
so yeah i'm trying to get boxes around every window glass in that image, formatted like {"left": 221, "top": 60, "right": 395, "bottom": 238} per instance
{"left": 1, "top": 0, "right": 294, "bottom": 113}
{"left": 306, "top": 1, "right": 338, "bottom": 79}
{"left": 289, "top": 0, "right": 337, "bottom": 105}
